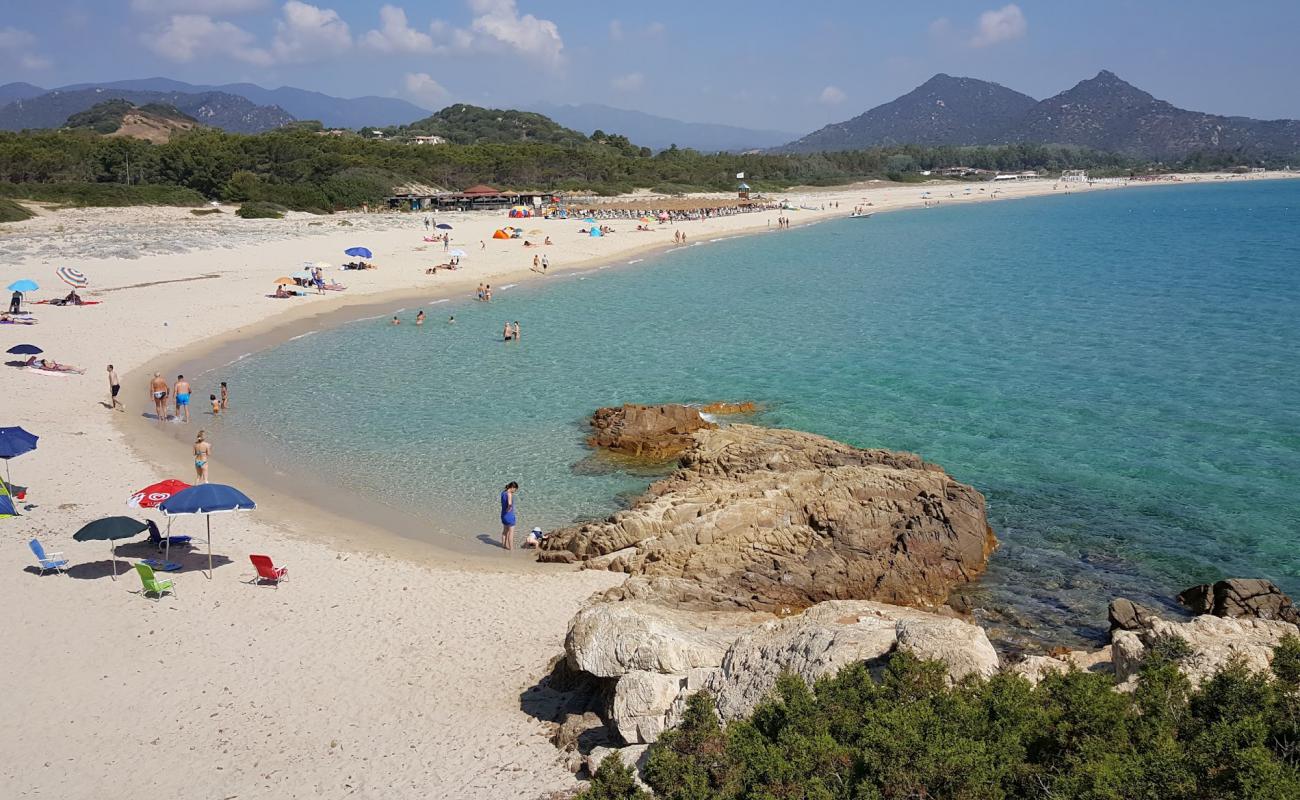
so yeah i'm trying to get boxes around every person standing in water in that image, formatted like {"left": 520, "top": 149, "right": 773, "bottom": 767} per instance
{"left": 503, "top": 321, "right": 514, "bottom": 341}
{"left": 416, "top": 310, "right": 425, "bottom": 326}
{"left": 174, "top": 374, "right": 192, "bottom": 423}
{"left": 149, "top": 372, "right": 169, "bottom": 421}
{"left": 220, "top": 381, "right": 229, "bottom": 410}
{"left": 499, "top": 481, "right": 518, "bottom": 550}
{"left": 106, "top": 365, "right": 123, "bottom": 411}
{"left": 193, "top": 430, "right": 212, "bottom": 484}
{"left": 512, "top": 321, "right": 520, "bottom": 341}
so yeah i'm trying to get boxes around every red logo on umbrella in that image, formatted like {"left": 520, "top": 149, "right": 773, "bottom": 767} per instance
{"left": 127, "top": 479, "right": 192, "bottom": 509}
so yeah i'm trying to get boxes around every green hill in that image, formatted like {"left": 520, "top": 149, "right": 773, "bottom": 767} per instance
{"left": 389, "top": 104, "right": 591, "bottom": 146}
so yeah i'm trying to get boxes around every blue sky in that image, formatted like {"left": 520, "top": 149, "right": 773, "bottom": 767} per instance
{"left": 2, "top": 1, "right": 1298, "bottom": 133}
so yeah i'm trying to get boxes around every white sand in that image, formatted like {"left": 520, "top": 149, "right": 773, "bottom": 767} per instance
{"left": 0, "top": 172, "right": 1290, "bottom": 798}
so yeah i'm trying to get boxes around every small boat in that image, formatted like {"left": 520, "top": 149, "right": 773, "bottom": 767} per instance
{"left": 849, "top": 212, "right": 873, "bottom": 219}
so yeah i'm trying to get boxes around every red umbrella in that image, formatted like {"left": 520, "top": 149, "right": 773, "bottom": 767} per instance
{"left": 128, "top": 479, "right": 192, "bottom": 509}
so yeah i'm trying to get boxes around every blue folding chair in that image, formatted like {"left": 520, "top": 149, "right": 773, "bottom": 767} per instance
{"left": 29, "top": 538, "right": 69, "bottom": 575}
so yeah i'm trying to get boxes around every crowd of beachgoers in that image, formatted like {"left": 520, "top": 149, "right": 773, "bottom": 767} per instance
{"left": 567, "top": 201, "right": 784, "bottom": 222}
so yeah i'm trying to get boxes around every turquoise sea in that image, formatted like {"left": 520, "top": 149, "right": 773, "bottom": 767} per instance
{"left": 214, "top": 180, "right": 1300, "bottom": 644}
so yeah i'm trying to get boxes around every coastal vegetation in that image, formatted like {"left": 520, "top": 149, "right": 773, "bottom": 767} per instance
{"left": 0, "top": 121, "right": 1281, "bottom": 215}
{"left": 580, "top": 636, "right": 1300, "bottom": 800}
{"left": 0, "top": 196, "right": 33, "bottom": 221}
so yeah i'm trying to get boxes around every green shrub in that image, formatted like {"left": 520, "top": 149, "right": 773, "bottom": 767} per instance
{"left": 0, "top": 182, "right": 205, "bottom": 207}
{"left": 189, "top": 207, "right": 221, "bottom": 216}
{"left": 0, "top": 197, "right": 34, "bottom": 222}
{"left": 235, "top": 201, "right": 286, "bottom": 219}
{"left": 634, "top": 642, "right": 1300, "bottom": 800}
{"left": 577, "top": 755, "right": 650, "bottom": 800}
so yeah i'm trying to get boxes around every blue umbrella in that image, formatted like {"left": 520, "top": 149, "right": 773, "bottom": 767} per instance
{"left": 7, "top": 279, "right": 38, "bottom": 293}
{"left": 6, "top": 344, "right": 41, "bottom": 355}
{"left": 582, "top": 217, "right": 596, "bottom": 224}
{"left": 344, "top": 247, "right": 373, "bottom": 259}
{"left": 0, "top": 426, "right": 38, "bottom": 487}
{"left": 435, "top": 223, "right": 452, "bottom": 230}
{"left": 160, "top": 483, "right": 256, "bottom": 577}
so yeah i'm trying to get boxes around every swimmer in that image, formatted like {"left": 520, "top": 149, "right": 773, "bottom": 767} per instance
{"left": 416, "top": 310, "right": 425, "bottom": 326}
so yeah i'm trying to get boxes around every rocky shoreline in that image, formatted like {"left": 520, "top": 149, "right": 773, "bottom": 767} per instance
{"left": 531, "top": 405, "right": 1300, "bottom": 784}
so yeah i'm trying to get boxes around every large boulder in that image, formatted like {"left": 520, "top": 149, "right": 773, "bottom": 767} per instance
{"left": 1176, "top": 579, "right": 1300, "bottom": 625}
{"left": 611, "top": 671, "right": 686, "bottom": 744}
{"left": 895, "top": 616, "right": 1000, "bottom": 681}
{"left": 544, "top": 421, "right": 997, "bottom": 612}
{"left": 1113, "top": 615, "right": 1299, "bottom": 687}
{"left": 1108, "top": 598, "right": 1161, "bottom": 632}
{"left": 586, "top": 403, "right": 717, "bottom": 460}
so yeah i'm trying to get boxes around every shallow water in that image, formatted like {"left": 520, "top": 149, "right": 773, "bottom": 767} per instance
{"left": 214, "top": 180, "right": 1300, "bottom": 645}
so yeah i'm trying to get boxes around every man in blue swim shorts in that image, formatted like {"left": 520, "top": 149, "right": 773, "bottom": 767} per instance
{"left": 173, "top": 374, "right": 192, "bottom": 423}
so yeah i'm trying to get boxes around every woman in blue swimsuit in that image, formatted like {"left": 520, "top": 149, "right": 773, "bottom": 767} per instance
{"left": 500, "top": 481, "right": 518, "bottom": 550}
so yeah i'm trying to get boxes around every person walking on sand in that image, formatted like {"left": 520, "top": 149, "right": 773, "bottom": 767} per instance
{"left": 499, "top": 481, "right": 518, "bottom": 550}
{"left": 541, "top": 254, "right": 549, "bottom": 273}
{"left": 173, "top": 374, "right": 192, "bottom": 423}
{"left": 193, "top": 430, "right": 211, "bottom": 484}
{"left": 149, "top": 372, "right": 169, "bottom": 421}
{"left": 533, "top": 254, "right": 540, "bottom": 271}
{"left": 423, "top": 214, "right": 430, "bottom": 231}
{"left": 106, "top": 364, "right": 123, "bottom": 411}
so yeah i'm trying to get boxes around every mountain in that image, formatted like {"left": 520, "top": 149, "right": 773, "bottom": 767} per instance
{"left": 0, "top": 88, "right": 293, "bottom": 133}
{"left": 531, "top": 103, "right": 796, "bottom": 152}
{"left": 1006, "top": 70, "right": 1300, "bottom": 159}
{"left": 780, "top": 71, "right": 1300, "bottom": 161}
{"left": 0, "top": 82, "right": 46, "bottom": 107}
{"left": 778, "top": 74, "right": 1038, "bottom": 153}
{"left": 393, "top": 104, "right": 590, "bottom": 146}
{"left": 65, "top": 99, "right": 201, "bottom": 143}
{"left": 58, "top": 78, "right": 429, "bottom": 128}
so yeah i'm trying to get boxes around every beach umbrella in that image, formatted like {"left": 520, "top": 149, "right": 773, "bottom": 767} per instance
{"left": 313, "top": 261, "right": 332, "bottom": 270}
{"left": 435, "top": 223, "right": 452, "bottom": 230}
{"left": 7, "top": 279, "right": 38, "bottom": 293}
{"left": 290, "top": 270, "right": 314, "bottom": 281}
{"left": 6, "top": 344, "right": 42, "bottom": 355}
{"left": 582, "top": 217, "right": 596, "bottom": 224}
{"left": 73, "top": 515, "right": 149, "bottom": 579}
{"left": 344, "top": 247, "right": 373, "bottom": 258}
{"left": 448, "top": 249, "right": 467, "bottom": 257}
{"left": 0, "top": 426, "right": 35, "bottom": 508}
{"left": 273, "top": 277, "right": 294, "bottom": 286}
{"left": 160, "top": 483, "right": 256, "bottom": 578}
{"left": 56, "top": 267, "right": 88, "bottom": 288}
{"left": 128, "top": 478, "right": 191, "bottom": 510}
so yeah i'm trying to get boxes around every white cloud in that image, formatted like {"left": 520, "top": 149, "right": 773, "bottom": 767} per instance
{"left": 0, "top": 27, "right": 37, "bottom": 51}
{"left": 819, "top": 85, "right": 846, "bottom": 105}
{"left": 645, "top": 21, "right": 666, "bottom": 36}
{"left": 404, "top": 72, "right": 448, "bottom": 106}
{"left": 467, "top": 0, "right": 563, "bottom": 66}
{"left": 928, "top": 17, "right": 954, "bottom": 41}
{"left": 970, "top": 4, "right": 1026, "bottom": 47}
{"left": 362, "top": 5, "right": 433, "bottom": 53}
{"left": 144, "top": 14, "right": 272, "bottom": 65}
{"left": 611, "top": 72, "right": 643, "bottom": 92}
{"left": 131, "top": 0, "right": 268, "bottom": 12}
{"left": 270, "top": 0, "right": 352, "bottom": 63}
{"left": 608, "top": 20, "right": 624, "bottom": 41}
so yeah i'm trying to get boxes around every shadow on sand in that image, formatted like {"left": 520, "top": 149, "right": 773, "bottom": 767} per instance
{"left": 518, "top": 654, "right": 620, "bottom": 768}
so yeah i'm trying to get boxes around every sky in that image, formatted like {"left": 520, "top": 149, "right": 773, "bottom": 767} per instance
{"left": 2, "top": 1, "right": 1298, "bottom": 134}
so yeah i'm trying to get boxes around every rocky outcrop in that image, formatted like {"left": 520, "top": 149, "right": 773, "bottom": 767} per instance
{"left": 1176, "top": 579, "right": 1300, "bottom": 625}
{"left": 1108, "top": 598, "right": 1161, "bottom": 632}
{"left": 585, "top": 403, "right": 717, "bottom": 460}
{"left": 561, "top": 594, "right": 1000, "bottom": 741}
{"left": 1010, "top": 646, "right": 1114, "bottom": 684}
{"left": 1113, "top": 614, "right": 1299, "bottom": 688}
{"left": 544, "top": 419, "right": 997, "bottom": 612}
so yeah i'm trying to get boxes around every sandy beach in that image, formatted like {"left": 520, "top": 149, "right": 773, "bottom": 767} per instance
{"left": 1, "top": 172, "right": 1291, "bottom": 799}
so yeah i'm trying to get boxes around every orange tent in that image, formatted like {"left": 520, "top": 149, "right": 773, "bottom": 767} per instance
{"left": 491, "top": 229, "right": 510, "bottom": 240}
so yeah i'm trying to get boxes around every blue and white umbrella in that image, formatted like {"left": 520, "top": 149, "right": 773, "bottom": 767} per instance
{"left": 160, "top": 483, "right": 256, "bottom": 578}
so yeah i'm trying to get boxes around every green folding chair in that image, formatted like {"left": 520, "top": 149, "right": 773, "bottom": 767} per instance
{"left": 135, "top": 562, "right": 176, "bottom": 600}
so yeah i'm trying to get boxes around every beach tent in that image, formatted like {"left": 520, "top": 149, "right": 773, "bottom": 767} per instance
{"left": 161, "top": 483, "right": 256, "bottom": 579}
{"left": 589, "top": 227, "right": 603, "bottom": 238}
{"left": 492, "top": 229, "right": 511, "bottom": 240}
{"left": 0, "top": 426, "right": 38, "bottom": 489}
{"left": 508, "top": 206, "right": 533, "bottom": 218}
{"left": 0, "top": 479, "right": 16, "bottom": 519}
{"left": 73, "top": 516, "right": 149, "bottom": 580}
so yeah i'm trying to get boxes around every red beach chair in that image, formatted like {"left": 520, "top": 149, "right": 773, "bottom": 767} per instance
{"left": 249, "top": 554, "right": 287, "bottom": 587}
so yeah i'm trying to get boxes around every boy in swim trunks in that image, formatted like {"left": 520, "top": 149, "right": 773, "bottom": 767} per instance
{"left": 174, "top": 374, "right": 191, "bottom": 423}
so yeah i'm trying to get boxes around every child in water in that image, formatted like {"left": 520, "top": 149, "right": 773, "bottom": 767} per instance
{"left": 210, "top": 394, "right": 220, "bottom": 415}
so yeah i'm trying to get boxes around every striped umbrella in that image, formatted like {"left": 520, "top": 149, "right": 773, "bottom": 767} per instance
{"left": 56, "top": 267, "right": 88, "bottom": 288}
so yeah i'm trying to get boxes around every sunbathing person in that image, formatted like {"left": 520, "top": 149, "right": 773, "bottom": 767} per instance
{"left": 274, "top": 284, "right": 291, "bottom": 298}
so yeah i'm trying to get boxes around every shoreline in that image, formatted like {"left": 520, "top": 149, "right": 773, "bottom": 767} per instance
{"left": 4, "top": 171, "right": 1295, "bottom": 798}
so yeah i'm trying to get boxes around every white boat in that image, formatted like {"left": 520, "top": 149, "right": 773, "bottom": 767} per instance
{"left": 849, "top": 212, "right": 873, "bottom": 219}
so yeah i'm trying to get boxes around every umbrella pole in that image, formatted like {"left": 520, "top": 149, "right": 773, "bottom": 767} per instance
{"left": 206, "top": 515, "right": 212, "bottom": 579}
{"left": 111, "top": 541, "right": 117, "bottom": 581}
{"left": 164, "top": 518, "right": 171, "bottom": 565}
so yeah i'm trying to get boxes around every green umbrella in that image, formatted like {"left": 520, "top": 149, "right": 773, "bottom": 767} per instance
{"left": 73, "top": 516, "right": 149, "bottom": 579}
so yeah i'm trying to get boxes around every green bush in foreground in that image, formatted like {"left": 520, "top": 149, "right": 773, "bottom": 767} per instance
{"left": 235, "top": 201, "right": 286, "bottom": 219}
{"left": 0, "top": 197, "right": 34, "bottom": 222}
{"left": 0, "top": 181, "right": 205, "bottom": 208}
{"left": 578, "top": 634, "right": 1300, "bottom": 800}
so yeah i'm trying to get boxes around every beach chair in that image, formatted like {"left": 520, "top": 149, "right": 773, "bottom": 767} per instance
{"left": 135, "top": 562, "right": 176, "bottom": 600}
{"left": 249, "top": 554, "right": 287, "bottom": 587}
{"left": 146, "top": 521, "right": 192, "bottom": 551}
{"left": 29, "top": 539, "right": 69, "bottom": 575}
